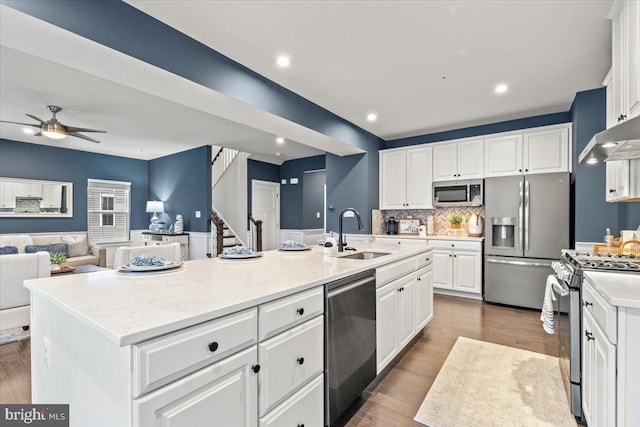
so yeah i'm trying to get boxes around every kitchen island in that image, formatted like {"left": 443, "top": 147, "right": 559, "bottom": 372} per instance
{"left": 25, "top": 242, "right": 432, "bottom": 427}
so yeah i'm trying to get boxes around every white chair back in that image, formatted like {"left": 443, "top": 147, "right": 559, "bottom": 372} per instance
{"left": 113, "top": 243, "right": 181, "bottom": 268}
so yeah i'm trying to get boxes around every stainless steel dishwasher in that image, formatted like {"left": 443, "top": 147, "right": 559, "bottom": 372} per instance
{"left": 325, "top": 270, "right": 376, "bottom": 426}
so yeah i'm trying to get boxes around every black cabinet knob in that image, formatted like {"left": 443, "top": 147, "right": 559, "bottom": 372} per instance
{"left": 525, "top": 169, "right": 529, "bottom": 172}
{"left": 297, "top": 424, "right": 305, "bottom": 427}
{"left": 297, "top": 357, "right": 305, "bottom": 365}
{"left": 449, "top": 254, "right": 452, "bottom": 257}
{"left": 208, "top": 342, "right": 219, "bottom": 352}
{"left": 518, "top": 169, "right": 522, "bottom": 172}
{"left": 609, "top": 189, "right": 616, "bottom": 193}
{"left": 252, "top": 364, "right": 260, "bottom": 374}
{"left": 426, "top": 257, "right": 430, "bottom": 261}
{"left": 297, "top": 307, "right": 305, "bottom": 315}
{"left": 454, "top": 254, "right": 457, "bottom": 257}
{"left": 585, "top": 331, "right": 595, "bottom": 341}
{"left": 583, "top": 300, "right": 592, "bottom": 308}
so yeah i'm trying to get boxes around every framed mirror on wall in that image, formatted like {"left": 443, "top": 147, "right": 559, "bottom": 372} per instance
{"left": 0, "top": 177, "right": 73, "bottom": 218}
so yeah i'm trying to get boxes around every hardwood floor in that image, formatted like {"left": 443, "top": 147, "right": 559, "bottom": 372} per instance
{"left": 0, "top": 294, "right": 562, "bottom": 426}
{"left": 340, "top": 294, "right": 560, "bottom": 426}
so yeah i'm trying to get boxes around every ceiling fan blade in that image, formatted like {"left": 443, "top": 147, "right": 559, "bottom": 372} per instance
{"left": 25, "top": 114, "right": 47, "bottom": 123}
{"left": 65, "top": 126, "right": 107, "bottom": 134}
{"left": 0, "top": 120, "right": 41, "bottom": 128}
{"left": 68, "top": 132, "right": 101, "bottom": 143}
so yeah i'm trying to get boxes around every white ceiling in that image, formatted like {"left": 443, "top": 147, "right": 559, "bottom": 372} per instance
{"left": 128, "top": 0, "right": 613, "bottom": 140}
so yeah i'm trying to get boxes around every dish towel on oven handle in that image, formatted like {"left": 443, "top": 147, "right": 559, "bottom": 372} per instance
{"left": 540, "top": 275, "right": 568, "bottom": 334}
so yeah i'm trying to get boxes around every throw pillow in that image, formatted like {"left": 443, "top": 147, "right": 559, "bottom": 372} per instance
{"left": 25, "top": 243, "right": 68, "bottom": 257}
{"left": 0, "top": 246, "right": 19, "bottom": 255}
{"left": 61, "top": 234, "right": 89, "bottom": 257}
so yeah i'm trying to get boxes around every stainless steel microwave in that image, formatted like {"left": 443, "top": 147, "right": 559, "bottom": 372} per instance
{"left": 433, "top": 179, "right": 483, "bottom": 207}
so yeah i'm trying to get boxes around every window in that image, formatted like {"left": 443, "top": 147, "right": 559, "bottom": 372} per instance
{"left": 88, "top": 179, "right": 130, "bottom": 243}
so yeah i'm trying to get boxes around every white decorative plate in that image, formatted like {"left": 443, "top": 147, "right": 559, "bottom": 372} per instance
{"left": 279, "top": 246, "right": 311, "bottom": 251}
{"left": 220, "top": 252, "right": 263, "bottom": 259}
{"left": 119, "top": 261, "right": 180, "bottom": 272}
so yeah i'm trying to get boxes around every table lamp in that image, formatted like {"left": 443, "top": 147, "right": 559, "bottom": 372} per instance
{"left": 146, "top": 200, "right": 164, "bottom": 231}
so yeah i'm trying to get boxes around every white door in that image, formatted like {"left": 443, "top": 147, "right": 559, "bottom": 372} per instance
{"left": 432, "top": 250, "right": 453, "bottom": 289}
{"left": 453, "top": 251, "right": 482, "bottom": 293}
{"left": 433, "top": 144, "right": 458, "bottom": 181}
{"left": 406, "top": 147, "right": 433, "bottom": 209}
{"left": 457, "top": 139, "right": 484, "bottom": 179}
{"left": 252, "top": 180, "right": 280, "bottom": 251}
{"left": 379, "top": 150, "right": 407, "bottom": 209}
{"left": 485, "top": 134, "right": 523, "bottom": 177}
{"left": 523, "top": 128, "right": 569, "bottom": 175}
{"left": 415, "top": 266, "right": 433, "bottom": 331}
{"left": 376, "top": 281, "right": 398, "bottom": 373}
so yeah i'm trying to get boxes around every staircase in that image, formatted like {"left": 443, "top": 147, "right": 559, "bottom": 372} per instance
{"left": 211, "top": 210, "right": 241, "bottom": 256}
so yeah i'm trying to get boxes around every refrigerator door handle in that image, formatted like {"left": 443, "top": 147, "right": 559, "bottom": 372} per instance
{"left": 525, "top": 180, "right": 530, "bottom": 251}
{"left": 519, "top": 180, "right": 524, "bottom": 250}
{"left": 486, "top": 258, "right": 552, "bottom": 268}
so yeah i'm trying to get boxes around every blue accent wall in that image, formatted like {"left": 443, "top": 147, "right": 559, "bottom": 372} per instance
{"left": 280, "top": 156, "right": 326, "bottom": 229}
{"left": 0, "top": 139, "right": 148, "bottom": 234}
{"left": 247, "top": 159, "right": 281, "bottom": 216}
{"left": 385, "top": 112, "right": 571, "bottom": 149}
{"left": 569, "top": 88, "right": 629, "bottom": 243}
{"left": 148, "top": 146, "right": 212, "bottom": 233}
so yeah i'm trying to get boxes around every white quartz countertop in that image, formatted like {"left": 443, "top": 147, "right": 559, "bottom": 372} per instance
{"left": 25, "top": 243, "right": 430, "bottom": 347}
{"left": 584, "top": 271, "right": 640, "bottom": 309}
{"left": 375, "top": 234, "right": 484, "bottom": 241}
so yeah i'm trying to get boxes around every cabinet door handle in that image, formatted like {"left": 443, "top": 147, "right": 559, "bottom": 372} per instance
{"left": 518, "top": 169, "right": 522, "bottom": 172}
{"left": 297, "top": 424, "right": 305, "bottom": 427}
{"left": 417, "top": 277, "right": 421, "bottom": 281}
{"left": 297, "top": 307, "right": 305, "bottom": 316}
{"left": 609, "top": 189, "right": 616, "bottom": 193}
{"left": 252, "top": 364, "right": 260, "bottom": 374}
{"left": 618, "top": 114, "right": 627, "bottom": 122}
{"left": 453, "top": 254, "right": 457, "bottom": 257}
{"left": 426, "top": 257, "right": 430, "bottom": 261}
{"left": 583, "top": 300, "right": 592, "bottom": 308}
{"left": 208, "top": 342, "right": 219, "bottom": 352}
{"left": 585, "top": 331, "right": 594, "bottom": 341}
{"left": 449, "top": 254, "right": 452, "bottom": 257}
{"left": 525, "top": 169, "right": 529, "bottom": 172}
{"left": 297, "top": 357, "right": 305, "bottom": 365}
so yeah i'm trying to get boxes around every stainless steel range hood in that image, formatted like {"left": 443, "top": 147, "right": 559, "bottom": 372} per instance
{"left": 578, "top": 115, "right": 640, "bottom": 164}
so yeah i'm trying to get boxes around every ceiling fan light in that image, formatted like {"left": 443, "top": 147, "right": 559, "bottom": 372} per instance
{"left": 42, "top": 130, "right": 66, "bottom": 139}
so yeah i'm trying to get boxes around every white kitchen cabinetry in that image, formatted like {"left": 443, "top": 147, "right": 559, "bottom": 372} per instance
{"left": 375, "top": 250, "right": 433, "bottom": 373}
{"left": 606, "top": 159, "right": 640, "bottom": 202}
{"left": 379, "top": 147, "right": 433, "bottom": 209}
{"left": 0, "top": 181, "right": 17, "bottom": 208}
{"left": 610, "top": 0, "right": 640, "bottom": 122}
{"left": 15, "top": 182, "right": 42, "bottom": 197}
{"left": 429, "top": 239, "right": 482, "bottom": 297}
{"left": 433, "top": 139, "right": 484, "bottom": 181}
{"left": 485, "top": 126, "right": 570, "bottom": 178}
{"left": 581, "top": 275, "right": 640, "bottom": 427}
{"left": 40, "top": 184, "right": 62, "bottom": 209}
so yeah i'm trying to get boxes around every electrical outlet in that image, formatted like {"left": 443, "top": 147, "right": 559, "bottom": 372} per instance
{"left": 195, "top": 211, "right": 201, "bottom": 218}
{"left": 43, "top": 337, "right": 50, "bottom": 368}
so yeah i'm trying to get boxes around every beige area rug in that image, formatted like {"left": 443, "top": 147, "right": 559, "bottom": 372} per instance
{"left": 414, "top": 337, "right": 577, "bottom": 427}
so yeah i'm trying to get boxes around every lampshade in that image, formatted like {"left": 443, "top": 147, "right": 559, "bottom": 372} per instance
{"left": 146, "top": 200, "right": 164, "bottom": 213}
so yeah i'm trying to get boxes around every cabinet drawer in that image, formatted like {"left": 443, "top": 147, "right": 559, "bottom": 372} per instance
{"left": 428, "top": 239, "right": 481, "bottom": 252}
{"left": 376, "top": 256, "right": 416, "bottom": 288}
{"left": 583, "top": 280, "right": 617, "bottom": 344}
{"left": 258, "top": 315, "right": 324, "bottom": 416}
{"left": 258, "top": 287, "right": 324, "bottom": 341}
{"left": 134, "top": 308, "right": 257, "bottom": 397}
{"left": 134, "top": 346, "right": 258, "bottom": 427}
{"left": 259, "top": 374, "right": 324, "bottom": 427}
{"left": 415, "top": 250, "right": 432, "bottom": 270}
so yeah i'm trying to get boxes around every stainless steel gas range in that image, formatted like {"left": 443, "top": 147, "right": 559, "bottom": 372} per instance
{"left": 552, "top": 250, "right": 640, "bottom": 419}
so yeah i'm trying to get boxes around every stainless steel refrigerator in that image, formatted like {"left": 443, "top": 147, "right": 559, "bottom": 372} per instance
{"left": 484, "top": 172, "right": 569, "bottom": 309}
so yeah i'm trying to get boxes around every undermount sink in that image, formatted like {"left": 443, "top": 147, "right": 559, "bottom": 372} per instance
{"left": 340, "top": 251, "right": 391, "bottom": 260}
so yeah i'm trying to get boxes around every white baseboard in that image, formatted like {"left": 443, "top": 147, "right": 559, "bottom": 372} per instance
{"left": 434, "top": 288, "right": 483, "bottom": 300}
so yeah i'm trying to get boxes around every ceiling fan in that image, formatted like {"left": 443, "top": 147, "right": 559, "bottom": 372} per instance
{"left": 0, "top": 105, "right": 106, "bottom": 143}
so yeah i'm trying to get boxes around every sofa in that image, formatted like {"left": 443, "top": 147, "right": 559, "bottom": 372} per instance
{"left": 0, "top": 251, "right": 50, "bottom": 331}
{"left": 0, "top": 233, "right": 106, "bottom": 267}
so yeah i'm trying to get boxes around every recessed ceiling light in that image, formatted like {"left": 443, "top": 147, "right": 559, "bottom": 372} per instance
{"left": 23, "top": 128, "right": 34, "bottom": 134}
{"left": 494, "top": 84, "right": 509, "bottom": 94}
{"left": 276, "top": 55, "right": 290, "bottom": 68}
{"left": 276, "top": 137, "right": 285, "bottom": 144}
{"left": 601, "top": 142, "right": 618, "bottom": 148}
{"left": 367, "top": 113, "right": 378, "bottom": 122}
{"left": 586, "top": 157, "right": 598, "bottom": 165}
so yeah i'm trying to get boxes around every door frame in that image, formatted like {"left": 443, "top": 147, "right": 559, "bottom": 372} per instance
{"left": 251, "top": 179, "right": 280, "bottom": 250}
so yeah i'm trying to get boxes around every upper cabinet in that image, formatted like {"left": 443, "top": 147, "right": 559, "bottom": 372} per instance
{"left": 610, "top": 0, "right": 640, "bottom": 122}
{"left": 379, "top": 146, "right": 433, "bottom": 210}
{"left": 485, "top": 126, "right": 570, "bottom": 178}
{"left": 433, "top": 139, "right": 483, "bottom": 181}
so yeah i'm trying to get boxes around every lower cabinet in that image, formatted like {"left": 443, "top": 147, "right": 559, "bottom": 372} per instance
{"left": 429, "top": 240, "right": 482, "bottom": 296}
{"left": 135, "top": 346, "right": 259, "bottom": 427}
{"left": 258, "top": 374, "right": 324, "bottom": 427}
{"left": 376, "top": 256, "right": 434, "bottom": 374}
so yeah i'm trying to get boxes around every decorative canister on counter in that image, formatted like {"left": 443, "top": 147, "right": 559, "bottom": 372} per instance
{"left": 174, "top": 214, "right": 184, "bottom": 233}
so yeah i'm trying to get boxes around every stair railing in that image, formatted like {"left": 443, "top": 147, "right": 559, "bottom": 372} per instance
{"left": 211, "top": 210, "right": 225, "bottom": 256}
{"left": 248, "top": 214, "right": 263, "bottom": 252}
